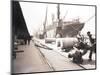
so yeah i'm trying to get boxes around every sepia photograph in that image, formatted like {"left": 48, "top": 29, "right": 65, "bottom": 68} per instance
{"left": 12, "top": 0, "right": 96, "bottom": 74}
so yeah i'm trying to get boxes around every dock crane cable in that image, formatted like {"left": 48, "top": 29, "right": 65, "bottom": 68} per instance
{"left": 84, "top": 15, "right": 95, "bottom": 23}
{"left": 62, "top": 10, "right": 68, "bottom": 20}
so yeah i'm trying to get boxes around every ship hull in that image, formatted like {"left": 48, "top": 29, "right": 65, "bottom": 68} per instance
{"left": 61, "top": 23, "right": 84, "bottom": 37}
{"left": 46, "top": 22, "right": 84, "bottom": 38}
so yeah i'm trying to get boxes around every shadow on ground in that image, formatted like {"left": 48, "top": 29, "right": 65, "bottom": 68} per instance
{"left": 82, "top": 59, "right": 95, "bottom": 65}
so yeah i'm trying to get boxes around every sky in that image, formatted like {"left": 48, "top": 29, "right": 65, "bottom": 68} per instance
{"left": 19, "top": 1, "right": 95, "bottom": 36}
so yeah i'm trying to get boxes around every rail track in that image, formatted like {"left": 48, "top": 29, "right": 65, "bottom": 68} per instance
{"left": 33, "top": 39, "right": 87, "bottom": 71}
{"left": 35, "top": 43, "right": 87, "bottom": 71}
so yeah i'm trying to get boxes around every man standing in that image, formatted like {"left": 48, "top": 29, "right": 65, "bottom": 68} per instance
{"left": 87, "top": 31, "right": 96, "bottom": 61}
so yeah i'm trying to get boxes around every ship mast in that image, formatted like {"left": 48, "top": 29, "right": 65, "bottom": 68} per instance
{"left": 43, "top": 6, "right": 48, "bottom": 38}
{"left": 56, "top": 4, "right": 62, "bottom": 37}
{"left": 57, "top": 4, "right": 60, "bottom": 21}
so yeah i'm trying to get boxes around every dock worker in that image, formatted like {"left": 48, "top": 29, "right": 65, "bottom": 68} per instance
{"left": 87, "top": 31, "right": 96, "bottom": 61}
{"left": 27, "top": 36, "right": 31, "bottom": 45}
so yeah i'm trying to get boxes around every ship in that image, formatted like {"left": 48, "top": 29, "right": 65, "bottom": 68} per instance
{"left": 39, "top": 4, "right": 85, "bottom": 39}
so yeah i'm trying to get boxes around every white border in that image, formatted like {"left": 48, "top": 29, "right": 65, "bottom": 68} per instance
{"left": 0, "top": 0, "right": 100, "bottom": 75}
